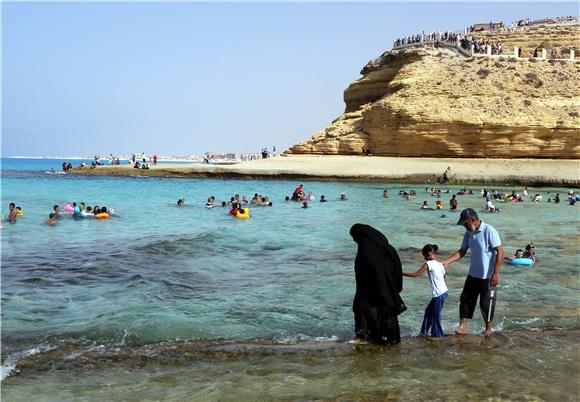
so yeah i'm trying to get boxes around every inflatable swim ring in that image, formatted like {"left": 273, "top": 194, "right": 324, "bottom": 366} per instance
{"left": 16, "top": 211, "right": 23, "bottom": 217}
{"left": 508, "top": 258, "right": 534, "bottom": 267}
{"left": 81, "top": 211, "right": 95, "bottom": 218}
{"left": 64, "top": 204, "right": 74, "bottom": 212}
{"left": 235, "top": 208, "right": 250, "bottom": 219}
{"left": 95, "top": 213, "right": 110, "bottom": 219}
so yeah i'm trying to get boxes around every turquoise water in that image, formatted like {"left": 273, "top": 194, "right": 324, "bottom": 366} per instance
{"left": 2, "top": 158, "right": 579, "bottom": 400}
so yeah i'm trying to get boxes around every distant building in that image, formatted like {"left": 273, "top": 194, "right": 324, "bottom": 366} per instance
{"left": 473, "top": 22, "right": 503, "bottom": 31}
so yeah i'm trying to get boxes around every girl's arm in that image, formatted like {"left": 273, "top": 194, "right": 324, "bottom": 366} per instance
{"left": 403, "top": 262, "right": 428, "bottom": 278}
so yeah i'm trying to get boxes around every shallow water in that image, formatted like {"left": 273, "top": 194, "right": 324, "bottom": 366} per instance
{"left": 2, "top": 158, "right": 579, "bottom": 400}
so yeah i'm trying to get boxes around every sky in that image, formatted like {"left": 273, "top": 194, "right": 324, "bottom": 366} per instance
{"left": 2, "top": 1, "right": 578, "bottom": 157}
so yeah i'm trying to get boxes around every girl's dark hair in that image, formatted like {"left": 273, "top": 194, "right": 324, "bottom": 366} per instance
{"left": 422, "top": 244, "right": 439, "bottom": 256}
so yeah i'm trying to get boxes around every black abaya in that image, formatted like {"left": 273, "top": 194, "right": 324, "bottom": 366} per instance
{"left": 350, "top": 223, "right": 406, "bottom": 345}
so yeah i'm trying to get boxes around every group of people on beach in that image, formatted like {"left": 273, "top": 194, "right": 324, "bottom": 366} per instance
{"left": 62, "top": 162, "right": 73, "bottom": 172}
{"left": 350, "top": 207, "right": 504, "bottom": 345}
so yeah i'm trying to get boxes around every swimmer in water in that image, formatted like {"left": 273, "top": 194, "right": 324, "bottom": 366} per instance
{"left": 45, "top": 213, "right": 57, "bottom": 225}
{"left": 8, "top": 203, "right": 17, "bottom": 223}
{"left": 302, "top": 202, "right": 308, "bottom": 209}
{"left": 53, "top": 205, "right": 62, "bottom": 219}
{"left": 339, "top": 193, "right": 348, "bottom": 201}
{"left": 450, "top": 195, "right": 458, "bottom": 211}
{"left": 523, "top": 244, "right": 537, "bottom": 262}
{"left": 177, "top": 198, "right": 185, "bottom": 207}
{"left": 383, "top": 190, "right": 389, "bottom": 198}
{"left": 320, "top": 195, "right": 327, "bottom": 202}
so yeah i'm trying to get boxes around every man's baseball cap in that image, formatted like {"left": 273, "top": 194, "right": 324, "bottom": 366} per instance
{"left": 456, "top": 208, "right": 478, "bottom": 225}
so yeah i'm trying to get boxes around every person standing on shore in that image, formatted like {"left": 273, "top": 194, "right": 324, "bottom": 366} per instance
{"left": 442, "top": 208, "right": 504, "bottom": 335}
{"left": 349, "top": 224, "right": 406, "bottom": 345}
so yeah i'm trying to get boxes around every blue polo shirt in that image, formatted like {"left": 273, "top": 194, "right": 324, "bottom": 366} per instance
{"left": 460, "top": 221, "right": 501, "bottom": 279}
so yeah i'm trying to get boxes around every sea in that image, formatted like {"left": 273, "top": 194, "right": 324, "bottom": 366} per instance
{"left": 1, "top": 157, "right": 579, "bottom": 401}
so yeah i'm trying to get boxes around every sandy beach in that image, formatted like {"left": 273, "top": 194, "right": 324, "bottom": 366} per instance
{"left": 71, "top": 155, "right": 580, "bottom": 186}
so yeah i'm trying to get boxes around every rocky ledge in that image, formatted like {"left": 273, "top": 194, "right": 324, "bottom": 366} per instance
{"left": 287, "top": 24, "right": 580, "bottom": 158}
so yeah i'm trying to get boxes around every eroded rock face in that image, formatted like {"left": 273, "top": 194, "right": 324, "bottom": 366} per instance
{"left": 287, "top": 24, "right": 580, "bottom": 158}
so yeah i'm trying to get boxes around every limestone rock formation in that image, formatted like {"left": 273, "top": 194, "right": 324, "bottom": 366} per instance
{"left": 287, "top": 23, "right": 580, "bottom": 158}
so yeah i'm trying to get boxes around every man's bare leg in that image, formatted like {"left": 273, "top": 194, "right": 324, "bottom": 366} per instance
{"left": 456, "top": 318, "right": 468, "bottom": 335}
{"left": 483, "top": 321, "right": 493, "bottom": 336}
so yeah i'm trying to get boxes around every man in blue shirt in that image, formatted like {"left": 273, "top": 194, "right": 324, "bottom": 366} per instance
{"left": 443, "top": 208, "right": 504, "bottom": 335}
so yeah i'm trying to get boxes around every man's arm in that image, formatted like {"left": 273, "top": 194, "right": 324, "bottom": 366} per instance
{"left": 490, "top": 246, "right": 504, "bottom": 287}
{"left": 442, "top": 249, "right": 467, "bottom": 268}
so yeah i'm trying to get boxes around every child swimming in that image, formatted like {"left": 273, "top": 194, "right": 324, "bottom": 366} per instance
{"left": 403, "top": 244, "right": 449, "bottom": 338}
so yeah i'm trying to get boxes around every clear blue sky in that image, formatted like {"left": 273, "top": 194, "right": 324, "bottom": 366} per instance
{"left": 2, "top": 2, "right": 577, "bottom": 157}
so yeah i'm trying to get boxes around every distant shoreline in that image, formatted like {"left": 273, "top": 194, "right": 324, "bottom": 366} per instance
{"left": 68, "top": 155, "right": 580, "bottom": 187}
{"left": 4, "top": 156, "right": 201, "bottom": 162}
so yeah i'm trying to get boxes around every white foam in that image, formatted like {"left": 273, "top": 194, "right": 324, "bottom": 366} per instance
{"left": 0, "top": 344, "right": 57, "bottom": 381}
{"left": 513, "top": 317, "right": 542, "bottom": 325}
{"left": 279, "top": 334, "right": 340, "bottom": 344}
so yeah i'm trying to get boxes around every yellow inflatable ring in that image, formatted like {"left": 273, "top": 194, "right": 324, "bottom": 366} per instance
{"left": 16, "top": 211, "right": 24, "bottom": 216}
{"left": 235, "top": 208, "right": 250, "bottom": 219}
{"left": 95, "top": 213, "right": 110, "bottom": 219}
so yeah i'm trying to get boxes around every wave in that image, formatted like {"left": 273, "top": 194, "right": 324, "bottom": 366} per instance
{"left": 0, "top": 344, "right": 57, "bottom": 381}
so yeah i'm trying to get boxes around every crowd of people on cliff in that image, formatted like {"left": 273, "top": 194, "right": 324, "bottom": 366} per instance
{"left": 396, "top": 31, "right": 573, "bottom": 59}
{"left": 393, "top": 31, "right": 461, "bottom": 48}
{"left": 392, "top": 15, "right": 577, "bottom": 58}
{"left": 459, "top": 38, "right": 503, "bottom": 55}
{"left": 393, "top": 30, "right": 504, "bottom": 55}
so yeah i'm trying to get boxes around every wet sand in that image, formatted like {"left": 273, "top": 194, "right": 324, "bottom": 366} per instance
{"left": 70, "top": 155, "right": 580, "bottom": 186}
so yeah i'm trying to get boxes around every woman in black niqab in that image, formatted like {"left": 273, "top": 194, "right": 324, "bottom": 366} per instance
{"left": 350, "top": 223, "right": 406, "bottom": 345}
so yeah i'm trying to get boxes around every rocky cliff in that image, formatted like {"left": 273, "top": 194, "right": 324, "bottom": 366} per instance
{"left": 287, "top": 23, "right": 580, "bottom": 158}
